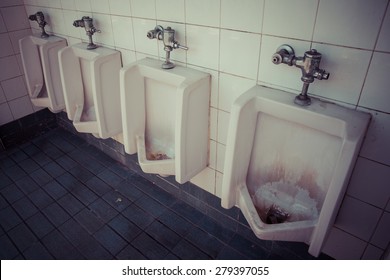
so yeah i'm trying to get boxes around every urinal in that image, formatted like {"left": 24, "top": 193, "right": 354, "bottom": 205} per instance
{"left": 221, "top": 85, "right": 370, "bottom": 256}
{"left": 120, "top": 58, "right": 210, "bottom": 183}
{"left": 19, "top": 34, "right": 67, "bottom": 112}
{"left": 58, "top": 43, "right": 122, "bottom": 139}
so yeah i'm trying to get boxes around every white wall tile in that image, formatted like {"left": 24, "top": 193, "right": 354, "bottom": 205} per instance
{"left": 335, "top": 196, "right": 382, "bottom": 241}
{"left": 1, "top": 76, "right": 27, "bottom": 101}
{"left": 185, "top": 0, "right": 220, "bottom": 27}
{"left": 310, "top": 43, "right": 372, "bottom": 105}
{"left": 75, "top": 0, "right": 92, "bottom": 12}
{"left": 117, "top": 48, "right": 136, "bottom": 66}
{"left": 186, "top": 25, "right": 219, "bottom": 70}
{"left": 60, "top": 0, "right": 76, "bottom": 10}
{"left": 156, "top": 0, "right": 184, "bottom": 23}
{"left": 130, "top": 0, "right": 155, "bottom": 19}
{"left": 112, "top": 15, "right": 135, "bottom": 50}
{"left": 209, "top": 140, "right": 217, "bottom": 169}
{"left": 0, "top": 0, "right": 23, "bottom": 7}
{"left": 376, "top": 6, "right": 390, "bottom": 52}
{"left": 90, "top": 0, "right": 110, "bottom": 14}
{"left": 313, "top": 0, "right": 387, "bottom": 49}
{"left": 217, "top": 110, "right": 229, "bottom": 145}
{"left": 370, "top": 212, "right": 390, "bottom": 249}
{"left": 218, "top": 73, "right": 255, "bottom": 112}
{"left": 0, "top": 56, "right": 21, "bottom": 81}
{"left": 220, "top": 0, "right": 264, "bottom": 33}
{"left": 49, "top": 0, "right": 61, "bottom": 9}
{"left": 0, "top": 33, "right": 14, "bottom": 57}
{"left": 190, "top": 167, "right": 216, "bottom": 194}
{"left": 362, "top": 245, "right": 384, "bottom": 260}
{"left": 323, "top": 227, "right": 367, "bottom": 259}
{"left": 348, "top": 157, "right": 390, "bottom": 209}
{"left": 0, "top": 85, "right": 6, "bottom": 103}
{"left": 220, "top": 29, "right": 260, "bottom": 79}
{"left": 215, "top": 171, "right": 223, "bottom": 198}
{"left": 45, "top": 8, "right": 66, "bottom": 36}
{"left": 359, "top": 109, "right": 390, "bottom": 166}
{"left": 8, "top": 29, "right": 32, "bottom": 54}
{"left": 0, "top": 6, "right": 29, "bottom": 32}
{"left": 109, "top": 0, "right": 131, "bottom": 17}
{"left": 258, "top": 35, "right": 311, "bottom": 92}
{"left": 92, "top": 13, "right": 114, "bottom": 46}
{"left": 359, "top": 52, "right": 390, "bottom": 113}
{"left": 132, "top": 18, "right": 158, "bottom": 56}
{"left": 216, "top": 143, "right": 225, "bottom": 173}
{"left": 263, "top": 0, "right": 318, "bottom": 40}
{"left": 8, "top": 95, "right": 34, "bottom": 119}
{"left": 0, "top": 13, "right": 7, "bottom": 33}
{"left": 62, "top": 10, "right": 81, "bottom": 38}
{"left": 209, "top": 107, "right": 217, "bottom": 141}
{"left": 0, "top": 103, "right": 13, "bottom": 125}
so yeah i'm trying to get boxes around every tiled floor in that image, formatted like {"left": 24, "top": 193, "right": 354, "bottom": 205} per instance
{"left": 0, "top": 128, "right": 330, "bottom": 260}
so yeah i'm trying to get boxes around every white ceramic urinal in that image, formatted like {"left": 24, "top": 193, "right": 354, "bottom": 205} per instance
{"left": 19, "top": 34, "right": 67, "bottom": 112}
{"left": 221, "top": 85, "right": 370, "bottom": 257}
{"left": 120, "top": 58, "right": 210, "bottom": 183}
{"left": 58, "top": 43, "right": 122, "bottom": 139}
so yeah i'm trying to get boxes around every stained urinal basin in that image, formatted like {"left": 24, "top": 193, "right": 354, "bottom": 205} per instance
{"left": 19, "top": 34, "right": 67, "bottom": 112}
{"left": 222, "top": 85, "right": 370, "bottom": 256}
{"left": 59, "top": 43, "right": 122, "bottom": 139}
{"left": 120, "top": 58, "right": 210, "bottom": 183}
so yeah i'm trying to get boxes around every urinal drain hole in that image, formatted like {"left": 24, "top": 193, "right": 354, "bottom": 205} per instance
{"left": 146, "top": 151, "right": 171, "bottom": 161}
{"left": 264, "top": 204, "right": 290, "bottom": 224}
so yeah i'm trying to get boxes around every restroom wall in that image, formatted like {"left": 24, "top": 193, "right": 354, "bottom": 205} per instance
{"left": 0, "top": 0, "right": 36, "bottom": 126}
{"left": 18, "top": 0, "right": 390, "bottom": 259}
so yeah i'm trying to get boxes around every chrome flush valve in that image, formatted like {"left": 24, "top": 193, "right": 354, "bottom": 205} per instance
{"left": 29, "top": 11, "right": 49, "bottom": 38}
{"left": 272, "top": 44, "right": 330, "bottom": 106}
{"left": 147, "top": 25, "right": 188, "bottom": 69}
{"left": 73, "top": 16, "right": 100, "bottom": 49}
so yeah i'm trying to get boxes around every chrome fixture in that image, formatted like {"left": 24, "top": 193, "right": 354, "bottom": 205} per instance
{"left": 28, "top": 11, "right": 49, "bottom": 38}
{"left": 272, "top": 44, "right": 330, "bottom": 106}
{"left": 147, "top": 25, "right": 188, "bottom": 69}
{"left": 73, "top": 16, "right": 100, "bottom": 50}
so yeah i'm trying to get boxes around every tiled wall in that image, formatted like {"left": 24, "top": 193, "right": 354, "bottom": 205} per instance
{"left": 0, "top": 0, "right": 36, "bottom": 126}
{"left": 10, "top": 0, "right": 390, "bottom": 259}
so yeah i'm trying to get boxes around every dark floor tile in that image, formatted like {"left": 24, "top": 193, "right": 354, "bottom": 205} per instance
{"left": 97, "top": 169, "right": 124, "bottom": 187}
{"left": 32, "top": 152, "right": 52, "bottom": 167}
{"left": 74, "top": 208, "right": 104, "bottom": 234}
{"left": 216, "top": 246, "right": 249, "bottom": 260}
{"left": 42, "top": 180, "right": 68, "bottom": 200}
{"left": 94, "top": 225, "right": 128, "bottom": 255}
{"left": 8, "top": 223, "right": 37, "bottom": 252}
{"left": 48, "top": 134, "right": 76, "bottom": 153}
{"left": 17, "top": 158, "right": 40, "bottom": 174}
{"left": 42, "top": 161, "right": 66, "bottom": 178}
{"left": 15, "top": 176, "right": 39, "bottom": 195}
{"left": 116, "top": 244, "right": 146, "bottom": 260}
{"left": 2, "top": 165, "right": 27, "bottom": 180}
{"left": 56, "top": 172, "right": 79, "bottom": 190}
{"left": 41, "top": 229, "right": 84, "bottom": 259}
{"left": 25, "top": 212, "right": 55, "bottom": 239}
{"left": 12, "top": 197, "right": 39, "bottom": 220}
{"left": 108, "top": 214, "right": 142, "bottom": 242}
{"left": 8, "top": 148, "right": 28, "bottom": 162}
{"left": 109, "top": 163, "right": 134, "bottom": 179}
{"left": 41, "top": 143, "right": 64, "bottom": 159}
{"left": 56, "top": 154, "right": 78, "bottom": 170}
{"left": 21, "top": 143, "right": 40, "bottom": 157}
{"left": 131, "top": 232, "right": 169, "bottom": 259}
{"left": 0, "top": 194, "right": 8, "bottom": 210}
{"left": 68, "top": 165, "right": 94, "bottom": 182}
{"left": 170, "top": 201, "right": 205, "bottom": 224}
{"left": 102, "top": 190, "right": 131, "bottom": 212}
{"left": 115, "top": 180, "right": 144, "bottom": 202}
{"left": 196, "top": 215, "right": 235, "bottom": 244}
{"left": 185, "top": 227, "right": 224, "bottom": 258}
{"left": 1, "top": 184, "right": 25, "bottom": 203}
{"left": 0, "top": 155, "right": 16, "bottom": 170}
{"left": 122, "top": 204, "right": 155, "bottom": 230}
{"left": 172, "top": 239, "right": 211, "bottom": 260}
{"left": 42, "top": 202, "right": 71, "bottom": 227}
{"left": 158, "top": 209, "right": 194, "bottom": 237}
{"left": 89, "top": 198, "right": 118, "bottom": 223}
{"left": 164, "top": 253, "right": 180, "bottom": 260}
{"left": 0, "top": 234, "right": 19, "bottom": 259}
{"left": 70, "top": 182, "right": 99, "bottom": 206}
{"left": 229, "top": 234, "right": 269, "bottom": 259}
{"left": 85, "top": 176, "right": 112, "bottom": 196}
{"left": 23, "top": 241, "right": 54, "bottom": 260}
{"left": 68, "top": 150, "right": 105, "bottom": 174}
{"left": 78, "top": 237, "right": 113, "bottom": 259}
{"left": 29, "top": 188, "right": 54, "bottom": 210}
{"left": 57, "top": 193, "right": 84, "bottom": 216}
{"left": 30, "top": 168, "right": 52, "bottom": 186}
{"left": 59, "top": 218, "right": 93, "bottom": 247}
{"left": 145, "top": 220, "right": 181, "bottom": 250}
{"left": 135, "top": 195, "right": 167, "bottom": 218}
{"left": 0, "top": 172, "right": 12, "bottom": 189}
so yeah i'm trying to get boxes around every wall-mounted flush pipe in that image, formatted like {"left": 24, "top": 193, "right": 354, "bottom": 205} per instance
{"left": 272, "top": 44, "right": 330, "bottom": 106}
{"left": 73, "top": 16, "right": 100, "bottom": 50}
{"left": 147, "top": 25, "right": 188, "bottom": 69}
{"left": 29, "top": 11, "right": 49, "bottom": 38}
